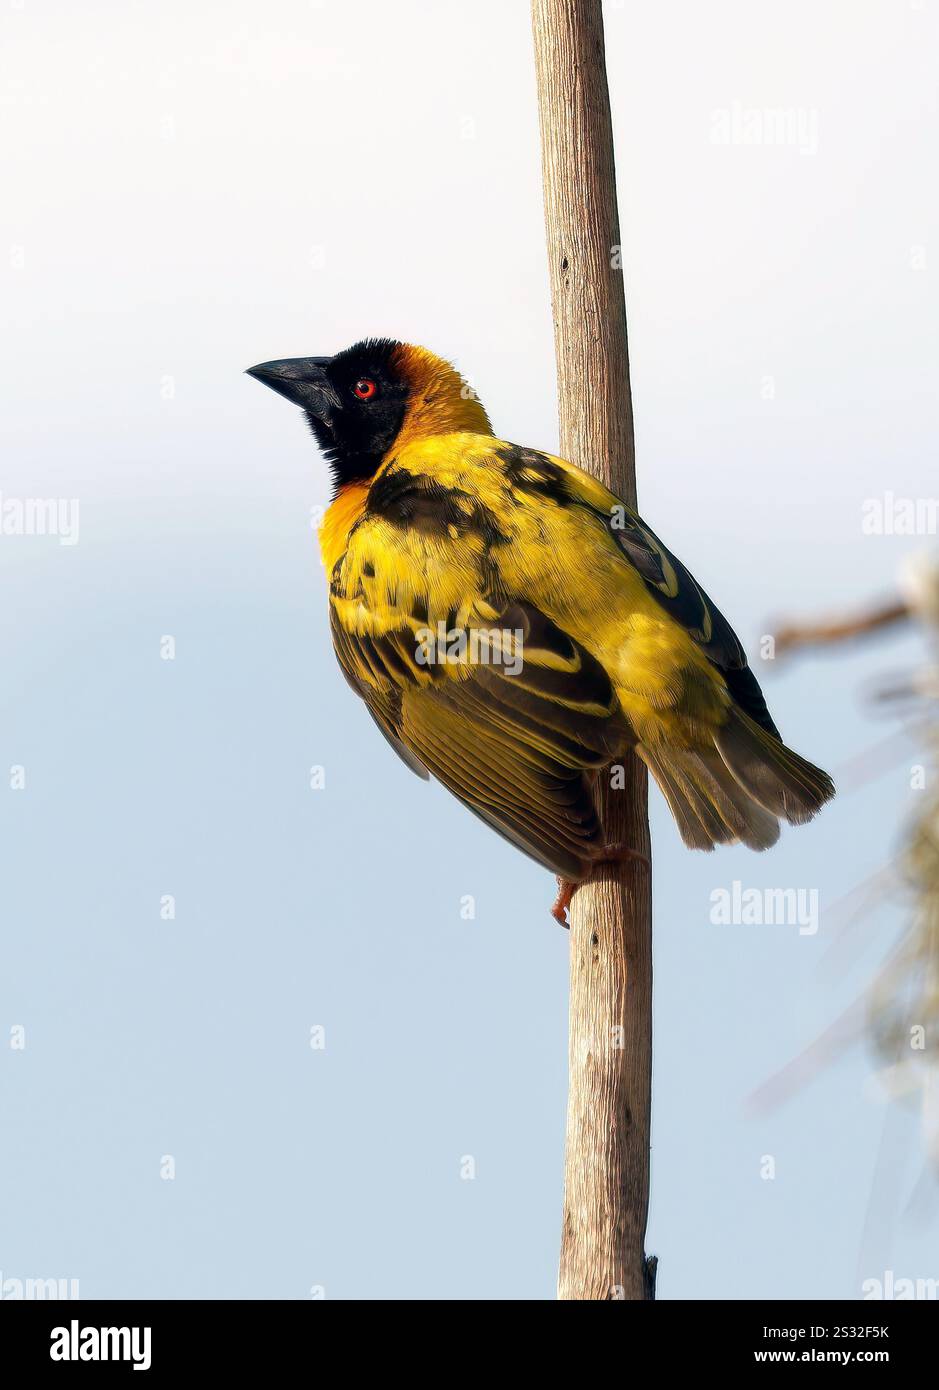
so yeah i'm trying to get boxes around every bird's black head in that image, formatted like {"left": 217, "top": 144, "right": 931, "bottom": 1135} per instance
{"left": 247, "top": 337, "right": 491, "bottom": 490}
{"left": 246, "top": 339, "right": 411, "bottom": 489}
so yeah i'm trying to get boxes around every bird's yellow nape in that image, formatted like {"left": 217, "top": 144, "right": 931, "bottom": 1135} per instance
{"left": 389, "top": 343, "right": 493, "bottom": 451}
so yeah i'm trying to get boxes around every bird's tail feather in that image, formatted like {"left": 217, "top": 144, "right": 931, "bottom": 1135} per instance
{"left": 715, "top": 707, "right": 835, "bottom": 825}
{"left": 639, "top": 709, "right": 834, "bottom": 852}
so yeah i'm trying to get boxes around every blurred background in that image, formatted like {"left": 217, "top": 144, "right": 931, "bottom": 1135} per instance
{"left": 1, "top": 0, "right": 937, "bottom": 1299}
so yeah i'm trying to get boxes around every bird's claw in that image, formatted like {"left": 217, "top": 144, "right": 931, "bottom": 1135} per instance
{"left": 549, "top": 842, "right": 651, "bottom": 925}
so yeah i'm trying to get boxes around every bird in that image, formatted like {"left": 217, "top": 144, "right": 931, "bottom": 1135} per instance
{"left": 247, "top": 339, "right": 834, "bottom": 922}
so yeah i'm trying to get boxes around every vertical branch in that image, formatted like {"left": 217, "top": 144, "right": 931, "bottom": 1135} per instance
{"left": 531, "top": 0, "right": 654, "bottom": 1300}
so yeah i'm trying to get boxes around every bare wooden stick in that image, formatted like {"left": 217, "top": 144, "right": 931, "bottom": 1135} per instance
{"left": 531, "top": 0, "right": 654, "bottom": 1301}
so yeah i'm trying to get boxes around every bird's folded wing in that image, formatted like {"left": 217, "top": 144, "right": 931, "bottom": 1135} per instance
{"left": 328, "top": 496, "right": 631, "bottom": 879}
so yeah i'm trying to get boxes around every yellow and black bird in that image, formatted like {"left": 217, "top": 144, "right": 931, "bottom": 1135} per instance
{"left": 248, "top": 340, "right": 833, "bottom": 919}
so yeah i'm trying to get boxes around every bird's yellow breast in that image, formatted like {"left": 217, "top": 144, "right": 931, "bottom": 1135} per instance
{"left": 319, "top": 482, "right": 371, "bottom": 576}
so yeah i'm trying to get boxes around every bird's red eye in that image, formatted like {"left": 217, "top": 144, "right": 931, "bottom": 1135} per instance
{"left": 353, "top": 378, "right": 377, "bottom": 400}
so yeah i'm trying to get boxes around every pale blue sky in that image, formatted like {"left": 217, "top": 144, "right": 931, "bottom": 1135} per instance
{"left": 1, "top": 0, "right": 937, "bottom": 1298}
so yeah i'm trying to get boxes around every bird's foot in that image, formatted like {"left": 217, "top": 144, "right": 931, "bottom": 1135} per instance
{"left": 551, "top": 877, "right": 575, "bottom": 928}
{"left": 550, "top": 843, "right": 651, "bottom": 926}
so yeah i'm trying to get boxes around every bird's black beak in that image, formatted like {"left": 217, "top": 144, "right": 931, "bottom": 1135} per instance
{"left": 245, "top": 356, "right": 341, "bottom": 419}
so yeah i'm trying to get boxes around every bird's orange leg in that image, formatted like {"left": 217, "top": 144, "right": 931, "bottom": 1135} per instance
{"left": 551, "top": 878, "right": 576, "bottom": 928}
{"left": 550, "top": 843, "right": 651, "bottom": 926}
